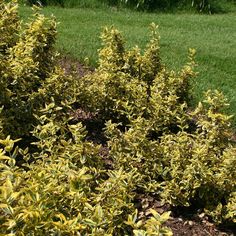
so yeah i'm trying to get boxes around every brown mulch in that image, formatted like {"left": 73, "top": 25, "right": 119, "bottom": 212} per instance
{"left": 134, "top": 194, "right": 235, "bottom": 236}
{"left": 59, "top": 56, "right": 236, "bottom": 236}
{"left": 58, "top": 55, "right": 94, "bottom": 77}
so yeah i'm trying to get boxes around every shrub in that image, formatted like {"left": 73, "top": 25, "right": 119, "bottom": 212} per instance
{"left": 1, "top": 1, "right": 235, "bottom": 235}
{"left": 0, "top": 0, "right": 82, "bottom": 139}
{"left": 79, "top": 23, "right": 194, "bottom": 129}
{"left": 0, "top": 128, "right": 132, "bottom": 234}
{"left": 0, "top": 0, "right": 55, "bottom": 138}
{"left": 159, "top": 91, "right": 235, "bottom": 216}
{"left": 79, "top": 23, "right": 236, "bottom": 223}
{"left": 22, "top": 0, "right": 235, "bottom": 13}
{"left": 0, "top": 99, "right": 172, "bottom": 235}
{"left": 0, "top": 1, "right": 173, "bottom": 235}
{"left": 25, "top": 0, "right": 64, "bottom": 7}
{"left": 104, "top": 91, "right": 236, "bottom": 223}
{"left": 106, "top": 0, "right": 232, "bottom": 13}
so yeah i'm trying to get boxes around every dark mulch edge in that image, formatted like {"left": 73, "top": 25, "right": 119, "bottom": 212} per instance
{"left": 59, "top": 56, "right": 236, "bottom": 236}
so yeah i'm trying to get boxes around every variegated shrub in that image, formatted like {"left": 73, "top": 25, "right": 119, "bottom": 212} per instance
{"left": 0, "top": 1, "right": 172, "bottom": 235}
{"left": 0, "top": 1, "right": 235, "bottom": 235}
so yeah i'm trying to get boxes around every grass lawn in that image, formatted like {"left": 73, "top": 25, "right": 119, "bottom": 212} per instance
{"left": 19, "top": 6, "right": 236, "bottom": 126}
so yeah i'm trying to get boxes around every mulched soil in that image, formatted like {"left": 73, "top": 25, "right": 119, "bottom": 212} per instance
{"left": 135, "top": 194, "right": 236, "bottom": 236}
{"left": 58, "top": 55, "right": 94, "bottom": 77}
{"left": 59, "top": 56, "right": 236, "bottom": 236}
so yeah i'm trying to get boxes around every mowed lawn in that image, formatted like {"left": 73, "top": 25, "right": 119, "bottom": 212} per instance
{"left": 20, "top": 6, "right": 236, "bottom": 125}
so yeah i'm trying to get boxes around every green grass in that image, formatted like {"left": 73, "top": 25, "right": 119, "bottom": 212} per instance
{"left": 19, "top": 6, "right": 236, "bottom": 125}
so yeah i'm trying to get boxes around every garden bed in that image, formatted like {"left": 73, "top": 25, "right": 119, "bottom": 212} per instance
{"left": 60, "top": 57, "right": 236, "bottom": 236}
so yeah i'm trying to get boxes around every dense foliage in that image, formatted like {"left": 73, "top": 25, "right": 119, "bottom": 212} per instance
{"left": 0, "top": 0, "right": 235, "bottom": 235}
{"left": 78, "top": 23, "right": 236, "bottom": 224}
{"left": 112, "top": 0, "right": 236, "bottom": 12}
{"left": 0, "top": 1, "right": 172, "bottom": 235}
{"left": 23, "top": 0, "right": 236, "bottom": 13}
{"left": 117, "top": 0, "right": 211, "bottom": 11}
